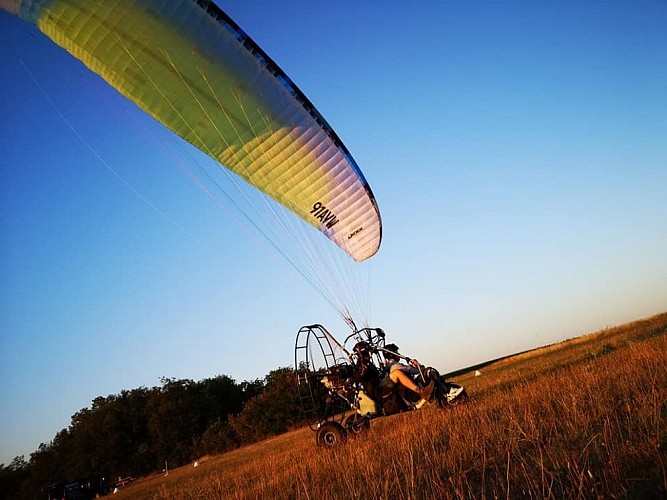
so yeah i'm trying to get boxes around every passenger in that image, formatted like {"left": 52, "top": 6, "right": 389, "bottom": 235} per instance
{"left": 352, "top": 341, "right": 382, "bottom": 404}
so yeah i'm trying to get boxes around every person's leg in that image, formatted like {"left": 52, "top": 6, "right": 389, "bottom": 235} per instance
{"left": 390, "top": 370, "right": 435, "bottom": 401}
{"left": 390, "top": 370, "right": 420, "bottom": 395}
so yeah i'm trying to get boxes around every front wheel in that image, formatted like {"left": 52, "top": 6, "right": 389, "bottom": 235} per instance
{"left": 316, "top": 421, "right": 347, "bottom": 448}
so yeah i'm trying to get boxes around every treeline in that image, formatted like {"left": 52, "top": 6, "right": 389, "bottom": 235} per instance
{"left": 0, "top": 367, "right": 305, "bottom": 500}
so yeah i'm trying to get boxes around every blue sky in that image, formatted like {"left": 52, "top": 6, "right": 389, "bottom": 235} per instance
{"left": 1, "top": 1, "right": 666, "bottom": 464}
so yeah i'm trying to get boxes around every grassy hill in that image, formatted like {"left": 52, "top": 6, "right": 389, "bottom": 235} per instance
{"left": 114, "top": 312, "right": 667, "bottom": 499}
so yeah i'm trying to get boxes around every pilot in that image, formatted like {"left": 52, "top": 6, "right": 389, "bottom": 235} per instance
{"left": 382, "top": 343, "right": 434, "bottom": 402}
{"left": 352, "top": 341, "right": 382, "bottom": 404}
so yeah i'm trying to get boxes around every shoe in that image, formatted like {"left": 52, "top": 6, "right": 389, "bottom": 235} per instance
{"left": 447, "top": 386, "right": 464, "bottom": 401}
{"left": 419, "top": 381, "right": 435, "bottom": 401}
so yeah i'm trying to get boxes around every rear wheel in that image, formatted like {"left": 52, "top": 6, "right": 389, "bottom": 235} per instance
{"left": 316, "top": 421, "right": 347, "bottom": 448}
{"left": 343, "top": 414, "right": 371, "bottom": 437}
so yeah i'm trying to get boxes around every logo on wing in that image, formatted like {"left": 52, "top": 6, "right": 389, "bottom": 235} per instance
{"left": 310, "top": 202, "right": 339, "bottom": 229}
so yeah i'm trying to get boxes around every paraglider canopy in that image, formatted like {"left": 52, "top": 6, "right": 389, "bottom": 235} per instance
{"left": 0, "top": 0, "right": 382, "bottom": 263}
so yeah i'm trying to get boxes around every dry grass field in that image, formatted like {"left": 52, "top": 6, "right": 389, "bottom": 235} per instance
{"left": 114, "top": 313, "right": 666, "bottom": 499}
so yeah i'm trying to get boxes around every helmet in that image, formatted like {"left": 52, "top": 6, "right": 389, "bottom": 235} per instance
{"left": 384, "top": 343, "right": 400, "bottom": 361}
{"left": 353, "top": 341, "right": 372, "bottom": 359}
{"left": 384, "top": 343, "right": 400, "bottom": 353}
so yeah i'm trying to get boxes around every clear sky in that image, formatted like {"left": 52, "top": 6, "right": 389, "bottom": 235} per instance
{"left": 1, "top": 1, "right": 666, "bottom": 465}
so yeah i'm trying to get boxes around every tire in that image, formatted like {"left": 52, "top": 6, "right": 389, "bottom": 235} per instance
{"left": 316, "top": 421, "right": 347, "bottom": 448}
{"left": 343, "top": 414, "right": 371, "bottom": 437}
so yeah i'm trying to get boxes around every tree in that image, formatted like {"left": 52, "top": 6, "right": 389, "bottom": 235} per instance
{"left": 4, "top": 368, "right": 306, "bottom": 497}
{"left": 0, "top": 456, "right": 29, "bottom": 500}
{"left": 228, "top": 367, "right": 304, "bottom": 443}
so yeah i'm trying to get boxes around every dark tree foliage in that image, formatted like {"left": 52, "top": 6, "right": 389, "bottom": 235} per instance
{"left": 2, "top": 369, "right": 306, "bottom": 500}
{"left": 0, "top": 457, "right": 29, "bottom": 500}
{"left": 227, "top": 368, "right": 304, "bottom": 443}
